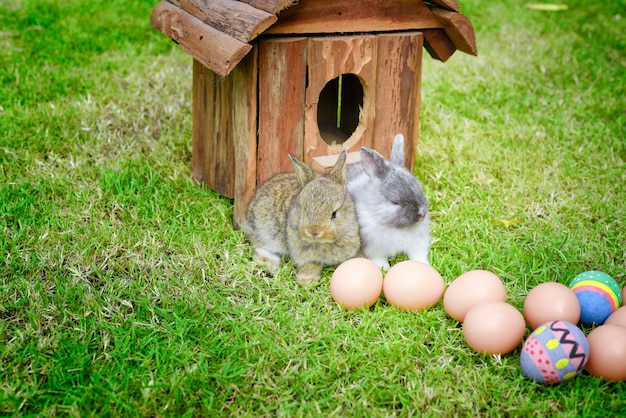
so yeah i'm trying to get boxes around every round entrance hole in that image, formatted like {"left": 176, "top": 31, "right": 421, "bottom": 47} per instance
{"left": 317, "top": 73, "right": 364, "bottom": 146}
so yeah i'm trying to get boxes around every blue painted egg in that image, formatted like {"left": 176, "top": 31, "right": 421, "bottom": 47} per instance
{"left": 520, "top": 320, "right": 589, "bottom": 384}
{"left": 569, "top": 271, "right": 622, "bottom": 326}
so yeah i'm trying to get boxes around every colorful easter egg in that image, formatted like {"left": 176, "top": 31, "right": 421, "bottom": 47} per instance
{"left": 569, "top": 271, "right": 622, "bottom": 326}
{"left": 520, "top": 320, "right": 590, "bottom": 384}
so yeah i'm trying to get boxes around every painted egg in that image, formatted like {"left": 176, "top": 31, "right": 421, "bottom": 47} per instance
{"left": 520, "top": 320, "right": 589, "bottom": 384}
{"left": 523, "top": 282, "right": 580, "bottom": 329}
{"left": 383, "top": 261, "right": 445, "bottom": 311}
{"left": 585, "top": 324, "right": 626, "bottom": 381}
{"left": 569, "top": 271, "right": 622, "bottom": 326}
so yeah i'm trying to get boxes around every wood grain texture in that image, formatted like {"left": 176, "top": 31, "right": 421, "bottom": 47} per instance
{"left": 425, "top": 0, "right": 460, "bottom": 12}
{"left": 191, "top": 59, "right": 206, "bottom": 184}
{"left": 151, "top": 1, "right": 251, "bottom": 76}
{"left": 173, "top": 0, "right": 277, "bottom": 43}
{"left": 311, "top": 151, "right": 361, "bottom": 173}
{"left": 431, "top": 7, "right": 477, "bottom": 56}
{"left": 372, "top": 32, "right": 423, "bottom": 171}
{"left": 257, "top": 38, "right": 308, "bottom": 185}
{"left": 239, "top": 0, "right": 296, "bottom": 14}
{"left": 266, "top": 0, "right": 442, "bottom": 35}
{"left": 231, "top": 48, "right": 259, "bottom": 228}
{"left": 192, "top": 59, "right": 236, "bottom": 197}
{"left": 304, "top": 36, "right": 377, "bottom": 163}
{"left": 423, "top": 28, "right": 456, "bottom": 62}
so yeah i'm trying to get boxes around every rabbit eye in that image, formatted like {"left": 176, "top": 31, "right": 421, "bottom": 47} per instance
{"left": 331, "top": 210, "right": 338, "bottom": 220}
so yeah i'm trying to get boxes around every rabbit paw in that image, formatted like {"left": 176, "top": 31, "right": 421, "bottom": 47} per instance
{"left": 253, "top": 248, "right": 281, "bottom": 275}
{"left": 296, "top": 263, "right": 323, "bottom": 284}
{"left": 370, "top": 257, "right": 391, "bottom": 271}
{"left": 408, "top": 248, "right": 430, "bottom": 266}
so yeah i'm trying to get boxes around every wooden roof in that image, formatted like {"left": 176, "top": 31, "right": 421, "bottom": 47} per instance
{"left": 151, "top": 0, "right": 477, "bottom": 77}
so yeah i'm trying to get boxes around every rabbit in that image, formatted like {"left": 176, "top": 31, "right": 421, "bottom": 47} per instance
{"left": 241, "top": 151, "right": 361, "bottom": 283}
{"left": 346, "top": 133, "right": 431, "bottom": 270}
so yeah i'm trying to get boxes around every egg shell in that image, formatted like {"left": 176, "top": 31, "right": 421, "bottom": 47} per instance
{"left": 585, "top": 324, "right": 626, "bottom": 381}
{"left": 523, "top": 282, "right": 580, "bottom": 329}
{"left": 622, "top": 286, "right": 626, "bottom": 306}
{"left": 462, "top": 301, "right": 526, "bottom": 355}
{"left": 382, "top": 261, "right": 444, "bottom": 311}
{"left": 443, "top": 270, "right": 506, "bottom": 322}
{"left": 520, "top": 320, "right": 589, "bottom": 384}
{"left": 330, "top": 258, "right": 383, "bottom": 310}
{"left": 605, "top": 306, "right": 626, "bottom": 328}
{"left": 569, "top": 271, "right": 621, "bottom": 326}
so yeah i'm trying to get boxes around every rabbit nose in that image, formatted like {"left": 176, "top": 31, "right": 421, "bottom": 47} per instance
{"left": 413, "top": 211, "right": 425, "bottom": 223}
{"left": 304, "top": 226, "right": 323, "bottom": 239}
{"left": 412, "top": 206, "right": 427, "bottom": 223}
{"left": 301, "top": 225, "right": 332, "bottom": 241}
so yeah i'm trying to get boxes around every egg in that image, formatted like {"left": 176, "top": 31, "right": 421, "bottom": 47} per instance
{"left": 585, "top": 324, "right": 626, "bottom": 381}
{"left": 604, "top": 306, "right": 626, "bottom": 327}
{"left": 605, "top": 306, "right": 626, "bottom": 328}
{"left": 568, "top": 271, "right": 622, "bottom": 326}
{"left": 330, "top": 258, "right": 383, "bottom": 310}
{"left": 462, "top": 301, "right": 526, "bottom": 355}
{"left": 443, "top": 270, "right": 506, "bottom": 322}
{"left": 622, "top": 285, "right": 626, "bottom": 306}
{"left": 523, "top": 282, "right": 580, "bottom": 329}
{"left": 520, "top": 320, "right": 589, "bottom": 384}
{"left": 382, "top": 261, "right": 445, "bottom": 311}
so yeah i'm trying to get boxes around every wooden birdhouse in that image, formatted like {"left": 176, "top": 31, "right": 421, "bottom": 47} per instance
{"left": 150, "top": 0, "right": 476, "bottom": 226}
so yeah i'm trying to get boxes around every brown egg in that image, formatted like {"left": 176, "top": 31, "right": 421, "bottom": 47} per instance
{"left": 462, "top": 301, "right": 526, "bottom": 355}
{"left": 383, "top": 261, "right": 445, "bottom": 311}
{"left": 585, "top": 324, "right": 626, "bottom": 381}
{"left": 622, "top": 286, "right": 626, "bottom": 306}
{"left": 605, "top": 306, "right": 626, "bottom": 328}
{"left": 330, "top": 258, "right": 383, "bottom": 310}
{"left": 523, "top": 282, "right": 580, "bottom": 329}
{"left": 443, "top": 270, "right": 506, "bottom": 322}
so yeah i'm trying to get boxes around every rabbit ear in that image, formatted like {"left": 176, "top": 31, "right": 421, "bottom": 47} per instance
{"left": 390, "top": 134, "right": 405, "bottom": 167}
{"left": 360, "top": 147, "right": 388, "bottom": 179}
{"left": 289, "top": 154, "right": 316, "bottom": 186}
{"left": 328, "top": 150, "right": 347, "bottom": 184}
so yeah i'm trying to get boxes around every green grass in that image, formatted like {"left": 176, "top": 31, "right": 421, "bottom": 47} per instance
{"left": 1, "top": 0, "right": 625, "bottom": 415}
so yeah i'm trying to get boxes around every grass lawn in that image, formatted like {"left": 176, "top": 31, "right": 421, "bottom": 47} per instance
{"left": 1, "top": 0, "right": 625, "bottom": 415}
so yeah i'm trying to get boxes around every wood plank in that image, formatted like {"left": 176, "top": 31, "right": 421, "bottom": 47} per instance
{"left": 151, "top": 1, "right": 252, "bottom": 76}
{"left": 239, "top": 0, "right": 295, "bottom": 14}
{"left": 192, "top": 59, "right": 207, "bottom": 183}
{"left": 257, "top": 38, "right": 308, "bottom": 185}
{"left": 266, "top": 0, "right": 442, "bottom": 35}
{"left": 231, "top": 47, "right": 259, "bottom": 229}
{"left": 425, "top": 0, "right": 460, "bottom": 12}
{"left": 431, "top": 8, "right": 477, "bottom": 56}
{"left": 192, "top": 59, "right": 236, "bottom": 197}
{"left": 422, "top": 28, "right": 456, "bottom": 62}
{"left": 173, "top": 0, "right": 277, "bottom": 43}
{"left": 304, "top": 35, "right": 378, "bottom": 163}
{"left": 311, "top": 151, "right": 361, "bottom": 173}
{"left": 372, "top": 32, "right": 423, "bottom": 171}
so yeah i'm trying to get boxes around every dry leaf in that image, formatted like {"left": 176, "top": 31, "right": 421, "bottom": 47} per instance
{"left": 494, "top": 219, "right": 521, "bottom": 228}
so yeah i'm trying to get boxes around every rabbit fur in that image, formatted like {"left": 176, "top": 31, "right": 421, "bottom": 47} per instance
{"left": 346, "top": 134, "right": 431, "bottom": 270}
{"left": 242, "top": 151, "right": 360, "bottom": 283}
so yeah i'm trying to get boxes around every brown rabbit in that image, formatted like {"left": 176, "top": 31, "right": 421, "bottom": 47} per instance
{"left": 242, "top": 151, "right": 360, "bottom": 283}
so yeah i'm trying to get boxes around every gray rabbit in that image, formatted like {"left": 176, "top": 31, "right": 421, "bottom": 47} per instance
{"left": 347, "top": 134, "right": 431, "bottom": 270}
{"left": 242, "top": 151, "right": 361, "bottom": 283}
